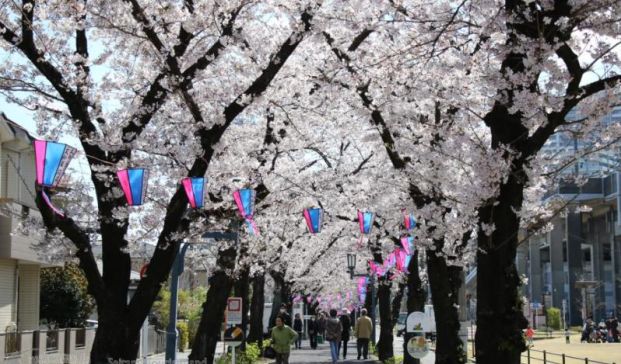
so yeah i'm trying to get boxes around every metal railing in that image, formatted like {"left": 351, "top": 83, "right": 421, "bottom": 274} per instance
{"left": 522, "top": 348, "right": 617, "bottom": 364}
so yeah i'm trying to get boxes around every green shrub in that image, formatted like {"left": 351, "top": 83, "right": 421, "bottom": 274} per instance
{"left": 240, "top": 342, "right": 261, "bottom": 364}
{"left": 383, "top": 356, "right": 403, "bottom": 364}
{"left": 546, "top": 307, "right": 561, "bottom": 330}
{"left": 177, "top": 321, "right": 189, "bottom": 352}
{"left": 214, "top": 342, "right": 262, "bottom": 364}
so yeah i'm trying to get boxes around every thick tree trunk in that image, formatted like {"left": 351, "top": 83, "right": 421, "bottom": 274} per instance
{"left": 391, "top": 283, "right": 406, "bottom": 327}
{"left": 427, "top": 247, "right": 466, "bottom": 364}
{"left": 89, "top": 307, "right": 139, "bottom": 364}
{"left": 189, "top": 246, "right": 237, "bottom": 363}
{"left": 268, "top": 271, "right": 285, "bottom": 330}
{"left": 404, "top": 249, "right": 426, "bottom": 364}
{"left": 376, "top": 278, "right": 394, "bottom": 361}
{"left": 248, "top": 273, "right": 266, "bottom": 345}
{"left": 475, "top": 174, "right": 528, "bottom": 364}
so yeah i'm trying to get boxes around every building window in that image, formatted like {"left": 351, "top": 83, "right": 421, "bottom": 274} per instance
{"left": 562, "top": 240, "right": 567, "bottom": 262}
{"left": 604, "top": 243, "right": 612, "bottom": 261}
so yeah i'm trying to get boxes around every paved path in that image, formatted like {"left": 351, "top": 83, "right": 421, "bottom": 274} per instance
{"left": 288, "top": 340, "right": 379, "bottom": 363}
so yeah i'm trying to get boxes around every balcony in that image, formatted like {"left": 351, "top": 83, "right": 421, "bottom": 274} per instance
{"left": 0, "top": 200, "right": 48, "bottom": 265}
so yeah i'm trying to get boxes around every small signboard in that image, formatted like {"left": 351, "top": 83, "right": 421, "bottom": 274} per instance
{"left": 406, "top": 336, "right": 429, "bottom": 359}
{"left": 406, "top": 312, "right": 432, "bottom": 333}
{"left": 227, "top": 297, "right": 243, "bottom": 325}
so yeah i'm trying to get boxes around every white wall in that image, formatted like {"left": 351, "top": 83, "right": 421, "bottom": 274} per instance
{"left": 0, "top": 258, "right": 16, "bottom": 331}
{"left": 18, "top": 264, "right": 40, "bottom": 330}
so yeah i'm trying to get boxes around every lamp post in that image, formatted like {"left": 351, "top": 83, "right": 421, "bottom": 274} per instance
{"left": 165, "top": 231, "right": 238, "bottom": 361}
{"left": 346, "top": 253, "right": 376, "bottom": 344}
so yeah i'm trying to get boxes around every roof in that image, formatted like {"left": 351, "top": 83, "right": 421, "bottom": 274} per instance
{"left": 0, "top": 112, "right": 35, "bottom": 143}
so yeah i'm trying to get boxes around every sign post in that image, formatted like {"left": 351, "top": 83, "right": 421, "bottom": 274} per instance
{"left": 404, "top": 312, "right": 430, "bottom": 361}
{"left": 227, "top": 297, "right": 243, "bottom": 325}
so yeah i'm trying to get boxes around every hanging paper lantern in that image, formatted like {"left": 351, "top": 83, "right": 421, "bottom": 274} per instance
{"left": 303, "top": 207, "right": 323, "bottom": 234}
{"left": 404, "top": 254, "right": 412, "bottom": 270}
{"left": 117, "top": 168, "right": 149, "bottom": 206}
{"left": 400, "top": 236, "right": 414, "bottom": 255}
{"left": 34, "top": 140, "right": 76, "bottom": 187}
{"left": 306, "top": 296, "right": 312, "bottom": 304}
{"left": 181, "top": 177, "right": 206, "bottom": 208}
{"left": 403, "top": 211, "right": 416, "bottom": 231}
{"left": 233, "top": 189, "right": 259, "bottom": 235}
{"left": 357, "top": 210, "right": 375, "bottom": 234}
{"left": 395, "top": 248, "right": 407, "bottom": 271}
{"left": 34, "top": 140, "right": 77, "bottom": 217}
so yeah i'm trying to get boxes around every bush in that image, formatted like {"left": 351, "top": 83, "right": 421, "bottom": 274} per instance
{"left": 177, "top": 321, "right": 189, "bottom": 352}
{"left": 40, "top": 263, "right": 95, "bottom": 328}
{"left": 547, "top": 307, "right": 561, "bottom": 330}
{"left": 214, "top": 342, "right": 262, "bottom": 364}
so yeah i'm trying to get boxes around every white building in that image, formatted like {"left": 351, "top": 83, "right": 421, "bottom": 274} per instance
{"left": 0, "top": 112, "right": 47, "bottom": 332}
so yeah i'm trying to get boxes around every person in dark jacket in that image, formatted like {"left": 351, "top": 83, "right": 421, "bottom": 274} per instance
{"left": 325, "top": 309, "right": 343, "bottom": 364}
{"left": 339, "top": 309, "right": 352, "bottom": 359}
{"left": 308, "top": 316, "right": 318, "bottom": 349}
{"left": 293, "top": 313, "right": 304, "bottom": 349}
{"left": 279, "top": 303, "right": 292, "bottom": 327}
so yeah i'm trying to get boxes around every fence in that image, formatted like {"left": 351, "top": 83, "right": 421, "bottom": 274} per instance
{"left": 522, "top": 348, "right": 617, "bottom": 364}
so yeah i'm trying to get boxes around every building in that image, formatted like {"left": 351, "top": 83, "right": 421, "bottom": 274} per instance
{"left": 0, "top": 112, "right": 48, "bottom": 332}
{"left": 521, "top": 176, "right": 621, "bottom": 326}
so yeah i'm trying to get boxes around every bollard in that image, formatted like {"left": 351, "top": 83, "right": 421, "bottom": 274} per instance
{"left": 585, "top": 358, "right": 588, "bottom": 364}
{"left": 562, "top": 354, "right": 565, "bottom": 364}
{"left": 543, "top": 350, "right": 547, "bottom": 364}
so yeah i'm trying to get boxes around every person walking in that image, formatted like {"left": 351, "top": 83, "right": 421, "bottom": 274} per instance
{"left": 525, "top": 325, "right": 535, "bottom": 347}
{"left": 339, "top": 309, "right": 352, "bottom": 359}
{"left": 271, "top": 316, "right": 298, "bottom": 364}
{"left": 317, "top": 312, "right": 327, "bottom": 344}
{"left": 293, "top": 313, "right": 304, "bottom": 349}
{"left": 308, "top": 316, "right": 318, "bottom": 349}
{"left": 325, "top": 309, "right": 343, "bottom": 364}
{"left": 354, "top": 308, "right": 373, "bottom": 360}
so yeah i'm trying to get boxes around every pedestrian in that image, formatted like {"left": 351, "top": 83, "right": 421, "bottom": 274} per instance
{"left": 308, "top": 316, "right": 318, "bottom": 349}
{"left": 271, "top": 316, "right": 298, "bottom": 364}
{"left": 612, "top": 317, "right": 619, "bottom": 343}
{"left": 525, "top": 325, "right": 535, "bottom": 347}
{"left": 565, "top": 327, "right": 570, "bottom": 344}
{"left": 293, "top": 313, "right": 304, "bottom": 349}
{"left": 339, "top": 309, "right": 351, "bottom": 359}
{"left": 325, "top": 309, "right": 343, "bottom": 364}
{"left": 279, "top": 303, "right": 292, "bottom": 327}
{"left": 354, "top": 308, "right": 373, "bottom": 360}
{"left": 317, "top": 312, "right": 327, "bottom": 343}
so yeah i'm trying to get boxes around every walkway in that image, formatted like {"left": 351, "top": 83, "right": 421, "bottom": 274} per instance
{"left": 288, "top": 340, "right": 379, "bottom": 363}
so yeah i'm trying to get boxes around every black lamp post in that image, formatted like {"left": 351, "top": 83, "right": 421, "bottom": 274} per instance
{"left": 346, "top": 253, "right": 376, "bottom": 343}
{"left": 347, "top": 253, "right": 356, "bottom": 279}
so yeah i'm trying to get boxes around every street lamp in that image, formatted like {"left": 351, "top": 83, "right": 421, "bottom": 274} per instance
{"left": 165, "top": 231, "right": 238, "bottom": 361}
{"left": 346, "top": 253, "right": 377, "bottom": 344}
{"left": 347, "top": 253, "right": 356, "bottom": 279}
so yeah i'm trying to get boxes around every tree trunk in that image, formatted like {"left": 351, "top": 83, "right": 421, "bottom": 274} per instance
{"left": 427, "top": 247, "right": 466, "bottom": 364}
{"left": 404, "top": 249, "right": 426, "bottom": 364}
{"left": 475, "top": 174, "right": 528, "bottom": 364}
{"left": 391, "top": 283, "right": 406, "bottom": 327}
{"left": 89, "top": 307, "right": 139, "bottom": 364}
{"left": 268, "top": 271, "right": 285, "bottom": 330}
{"left": 189, "top": 246, "right": 237, "bottom": 363}
{"left": 376, "top": 278, "right": 394, "bottom": 361}
{"left": 248, "top": 273, "right": 266, "bottom": 345}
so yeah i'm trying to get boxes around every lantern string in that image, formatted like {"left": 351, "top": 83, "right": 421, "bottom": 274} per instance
{"left": 41, "top": 189, "right": 65, "bottom": 218}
